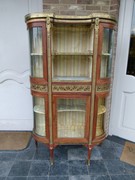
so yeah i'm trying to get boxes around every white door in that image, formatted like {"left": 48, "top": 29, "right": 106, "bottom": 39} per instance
{"left": 0, "top": 0, "right": 42, "bottom": 130}
{"left": 109, "top": 0, "right": 135, "bottom": 142}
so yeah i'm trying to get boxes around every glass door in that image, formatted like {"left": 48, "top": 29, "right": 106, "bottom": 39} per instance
{"left": 53, "top": 96, "right": 90, "bottom": 142}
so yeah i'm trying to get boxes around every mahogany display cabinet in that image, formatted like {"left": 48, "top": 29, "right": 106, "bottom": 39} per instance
{"left": 25, "top": 13, "right": 116, "bottom": 165}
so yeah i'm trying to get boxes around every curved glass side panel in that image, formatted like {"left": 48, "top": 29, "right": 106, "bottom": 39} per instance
{"left": 33, "top": 97, "right": 46, "bottom": 137}
{"left": 100, "top": 28, "right": 114, "bottom": 78}
{"left": 29, "top": 27, "right": 43, "bottom": 78}
{"left": 96, "top": 98, "right": 106, "bottom": 137}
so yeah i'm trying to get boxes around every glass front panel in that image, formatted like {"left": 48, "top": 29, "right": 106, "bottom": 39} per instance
{"left": 57, "top": 98, "right": 86, "bottom": 138}
{"left": 96, "top": 98, "right": 106, "bottom": 137}
{"left": 33, "top": 97, "right": 46, "bottom": 137}
{"left": 100, "top": 28, "right": 114, "bottom": 78}
{"left": 52, "top": 24, "right": 94, "bottom": 81}
{"left": 52, "top": 55, "right": 92, "bottom": 81}
{"left": 29, "top": 27, "right": 43, "bottom": 78}
{"left": 127, "top": 2, "right": 135, "bottom": 76}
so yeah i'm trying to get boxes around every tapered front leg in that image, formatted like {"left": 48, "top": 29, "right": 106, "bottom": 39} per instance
{"left": 34, "top": 139, "right": 38, "bottom": 148}
{"left": 49, "top": 145, "right": 54, "bottom": 165}
{"left": 87, "top": 145, "right": 92, "bottom": 166}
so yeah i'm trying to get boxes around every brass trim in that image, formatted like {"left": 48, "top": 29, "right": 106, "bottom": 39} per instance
{"left": 31, "top": 84, "right": 48, "bottom": 92}
{"left": 96, "top": 84, "right": 110, "bottom": 92}
{"left": 26, "top": 19, "right": 46, "bottom": 23}
{"left": 25, "top": 13, "right": 116, "bottom": 22}
{"left": 25, "top": 13, "right": 54, "bottom": 22}
{"left": 89, "top": 18, "right": 99, "bottom": 145}
{"left": 52, "top": 85, "right": 91, "bottom": 92}
{"left": 53, "top": 19, "right": 93, "bottom": 24}
{"left": 52, "top": 79, "right": 91, "bottom": 83}
{"left": 55, "top": 13, "right": 115, "bottom": 21}
{"left": 46, "top": 16, "right": 53, "bottom": 144}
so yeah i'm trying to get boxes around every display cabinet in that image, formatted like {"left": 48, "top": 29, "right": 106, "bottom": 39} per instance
{"left": 25, "top": 13, "right": 116, "bottom": 165}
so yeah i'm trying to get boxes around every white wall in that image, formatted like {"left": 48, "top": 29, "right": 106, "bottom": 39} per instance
{"left": 0, "top": 0, "right": 42, "bottom": 130}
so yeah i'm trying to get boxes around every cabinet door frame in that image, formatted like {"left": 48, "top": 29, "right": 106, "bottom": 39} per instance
{"left": 31, "top": 91, "right": 49, "bottom": 144}
{"left": 52, "top": 94, "right": 90, "bottom": 144}
{"left": 96, "top": 23, "right": 115, "bottom": 84}
{"left": 27, "top": 22, "right": 48, "bottom": 81}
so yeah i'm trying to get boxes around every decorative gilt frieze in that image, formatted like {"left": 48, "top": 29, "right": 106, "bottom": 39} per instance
{"left": 96, "top": 84, "right": 110, "bottom": 92}
{"left": 52, "top": 85, "right": 91, "bottom": 92}
{"left": 31, "top": 83, "right": 48, "bottom": 92}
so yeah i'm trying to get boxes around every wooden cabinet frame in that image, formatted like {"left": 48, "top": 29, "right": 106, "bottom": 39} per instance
{"left": 25, "top": 13, "right": 116, "bottom": 165}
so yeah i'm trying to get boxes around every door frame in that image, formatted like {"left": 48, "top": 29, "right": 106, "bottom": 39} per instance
{"left": 109, "top": 0, "right": 134, "bottom": 139}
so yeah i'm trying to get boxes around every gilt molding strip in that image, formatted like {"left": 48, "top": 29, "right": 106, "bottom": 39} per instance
{"left": 96, "top": 84, "right": 110, "bottom": 92}
{"left": 52, "top": 85, "right": 91, "bottom": 92}
{"left": 31, "top": 83, "right": 48, "bottom": 92}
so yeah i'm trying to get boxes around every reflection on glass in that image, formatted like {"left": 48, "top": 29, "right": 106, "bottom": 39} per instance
{"left": 127, "top": 2, "right": 135, "bottom": 76}
{"left": 100, "top": 28, "right": 113, "bottom": 78}
{"left": 29, "top": 27, "right": 43, "bottom": 54}
{"left": 31, "top": 55, "right": 43, "bottom": 78}
{"left": 127, "top": 36, "right": 135, "bottom": 76}
{"left": 96, "top": 98, "right": 106, "bottom": 137}
{"left": 33, "top": 97, "right": 46, "bottom": 137}
{"left": 29, "top": 27, "right": 43, "bottom": 78}
{"left": 57, "top": 99, "right": 86, "bottom": 138}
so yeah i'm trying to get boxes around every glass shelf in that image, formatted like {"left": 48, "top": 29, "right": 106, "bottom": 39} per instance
{"left": 58, "top": 104, "right": 86, "bottom": 112}
{"left": 53, "top": 76, "right": 91, "bottom": 81}
{"left": 98, "top": 105, "right": 106, "bottom": 115}
{"left": 31, "top": 53, "right": 43, "bottom": 56}
{"left": 102, "top": 52, "right": 111, "bottom": 56}
{"left": 34, "top": 105, "right": 45, "bottom": 114}
{"left": 52, "top": 52, "right": 93, "bottom": 56}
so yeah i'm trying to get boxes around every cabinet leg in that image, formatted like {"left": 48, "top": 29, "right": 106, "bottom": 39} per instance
{"left": 87, "top": 145, "right": 92, "bottom": 166}
{"left": 34, "top": 139, "right": 38, "bottom": 148}
{"left": 49, "top": 145, "right": 54, "bottom": 165}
